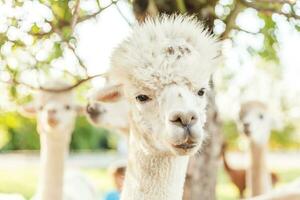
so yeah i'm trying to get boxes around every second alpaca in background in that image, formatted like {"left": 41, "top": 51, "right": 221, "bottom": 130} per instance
{"left": 21, "top": 80, "right": 96, "bottom": 200}
{"left": 239, "top": 101, "right": 275, "bottom": 197}
{"left": 221, "top": 142, "right": 278, "bottom": 198}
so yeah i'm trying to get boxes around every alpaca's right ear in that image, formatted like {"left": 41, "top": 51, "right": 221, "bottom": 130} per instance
{"left": 19, "top": 103, "right": 37, "bottom": 118}
{"left": 90, "top": 84, "right": 123, "bottom": 103}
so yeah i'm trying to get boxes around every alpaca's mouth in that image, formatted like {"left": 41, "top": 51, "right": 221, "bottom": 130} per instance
{"left": 173, "top": 143, "right": 197, "bottom": 150}
{"left": 243, "top": 127, "right": 250, "bottom": 136}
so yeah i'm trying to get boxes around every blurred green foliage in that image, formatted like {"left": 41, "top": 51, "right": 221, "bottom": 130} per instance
{"left": 71, "top": 116, "right": 112, "bottom": 150}
{"left": 0, "top": 111, "right": 299, "bottom": 151}
{"left": 0, "top": 112, "right": 115, "bottom": 152}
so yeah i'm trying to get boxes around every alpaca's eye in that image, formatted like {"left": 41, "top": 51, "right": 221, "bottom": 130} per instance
{"left": 197, "top": 88, "right": 205, "bottom": 97}
{"left": 65, "top": 105, "right": 71, "bottom": 110}
{"left": 259, "top": 114, "right": 264, "bottom": 120}
{"left": 136, "top": 95, "right": 151, "bottom": 102}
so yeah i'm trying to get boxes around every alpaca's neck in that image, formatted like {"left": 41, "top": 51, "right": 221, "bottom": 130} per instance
{"left": 37, "top": 133, "right": 71, "bottom": 200}
{"left": 121, "top": 129, "right": 189, "bottom": 200}
{"left": 248, "top": 140, "right": 272, "bottom": 196}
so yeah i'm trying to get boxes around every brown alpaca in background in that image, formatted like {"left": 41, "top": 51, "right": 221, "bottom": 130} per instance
{"left": 221, "top": 142, "right": 278, "bottom": 198}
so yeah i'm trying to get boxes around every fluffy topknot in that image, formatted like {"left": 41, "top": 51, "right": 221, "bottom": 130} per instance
{"left": 110, "top": 15, "right": 222, "bottom": 90}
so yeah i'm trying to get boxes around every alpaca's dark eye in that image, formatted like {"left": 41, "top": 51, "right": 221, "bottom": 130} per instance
{"left": 259, "top": 114, "right": 264, "bottom": 120}
{"left": 65, "top": 105, "right": 71, "bottom": 110}
{"left": 136, "top": 95, "right": 151, "bottom": 102}
{"left": 197, "top": 88, "right": 205, "bottom": 97}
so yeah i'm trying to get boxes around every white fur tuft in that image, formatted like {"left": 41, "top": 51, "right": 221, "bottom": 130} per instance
{"left": 110, "top": 14, "right": 221, "bottom": 90}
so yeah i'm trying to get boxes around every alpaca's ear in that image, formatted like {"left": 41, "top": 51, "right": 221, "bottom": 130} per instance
{"left": 19, "top": 103, "right": 37, "bottom": 118}
{"left": 90, "top": 84, "right": 123, "bottom": 103}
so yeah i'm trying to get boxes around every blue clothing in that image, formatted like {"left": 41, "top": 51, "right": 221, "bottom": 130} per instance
{"left": 104, "top": 190, "right": 120, "bottom": 200}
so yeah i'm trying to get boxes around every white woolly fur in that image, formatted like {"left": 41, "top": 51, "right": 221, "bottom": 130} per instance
{"left": 110, "top": 14, "right": 221, "bottom": 90}
{"left": 106, "top": 15, "right": 222, "bottom": 200}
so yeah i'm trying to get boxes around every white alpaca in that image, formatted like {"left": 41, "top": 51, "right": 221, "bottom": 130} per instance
{"left": 239, "top": 101, "right": 274, "bottom": 197}
{"left": 86, "top": 84, "right": 130, "bottom": 135}
{"left": 86, "top": 81, "right": 130, "bottom": 155}
{"left": 90, "top": 15, "right": 221, "bottom": 200}
{"left": 21, "top": 80, "right": 96, "bottom": 200}
{"left": 247, "top": 178, "right": 300, "bottom": 200}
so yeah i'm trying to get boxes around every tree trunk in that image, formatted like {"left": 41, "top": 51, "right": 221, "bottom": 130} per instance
{"left": 183, "top": 81, "right": 223, "bottom": 200}
{"left": 130, "top": 1, "right": 223, "bottom": 199}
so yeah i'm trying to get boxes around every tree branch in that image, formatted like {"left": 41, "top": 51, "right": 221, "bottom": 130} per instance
{"left": 65, "top": 41, "right": 89, "bottom": 76}
{"left": 113, "top": 1, "right": 133, "bottom": 27}
{"left": 29, "top": 29, "right": 54, "bottom": 38}
{"left": 77, "top": 1, "right": 115, "bottom": 23}
{"left": 256, "top": 0, "right": 295, "bottom": 4}
{"left": 71, "top": 0, "right": 81, "bottom": 30}
{"left": 233, "top": 25, "right": 258, "bottom": 34}
{"left": 1, "top": 74, "right": 104, "bottom": 93}
{"left": 240, "top": 0, "right": 300, "bottom": 19}
{"left": 221, "top": 0, "right": 244, "bottom": 39}
{"left": 176, "top": 0, "right": 187, "bottom": 14}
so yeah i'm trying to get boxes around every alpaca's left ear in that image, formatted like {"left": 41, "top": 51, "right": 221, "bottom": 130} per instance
{"left": 19, "top": 102, "right": 37, "bottom": 118}
{"left": 89, "top": 84, "right": 124, "bottom": 103}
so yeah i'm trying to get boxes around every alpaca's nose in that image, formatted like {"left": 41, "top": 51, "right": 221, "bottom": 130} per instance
{"left": 243, "top": 123, "right": 250, "bottom": 136}
{"left": 86, "top": 103, "right": 102, "bottom": 118}
{"left": 169, "top": 111, "right": 198, "bottom": 128}
{"left": 243, "top": 123, "right": 250, "bottom": 129}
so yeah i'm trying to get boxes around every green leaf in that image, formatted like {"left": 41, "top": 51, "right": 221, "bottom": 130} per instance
{"left": 46, "top": 42, "right": 63, "bottom": 61}
{"left": 30, "top": 24, "right": 41, "bottom": 34}
{"left": 51, "top": 3, "right": 66, "bottom": 20}
{"left": 51, "top": 0, "right": 72, "bottom": 22}
{"left": 0, "top": 34, "right": 8, "bottom": 46}
{"left": 62, "top": 26, "right": 72, "bottom": 40}
{"left": 257, "top": 13, "right": 279, "bottom": 62}
{"left": 14, "top": 0, "right": 24, "bottom": 7}
{"left": 9, "top": 86, "right": 17, "bottom": 99}
{"left": 295, "top": 25, "right": 300, "bottom": 32}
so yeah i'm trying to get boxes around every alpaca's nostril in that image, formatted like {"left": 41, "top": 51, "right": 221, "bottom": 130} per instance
{"left": 171, "top": 117, "right": 184, "bottom": 126}
{"left": 190, "top": 115, "right": 198, "bottom": 125}
{"left": 244, "top": 123, "right": 250, "bottom": 128}
{"left": 86, "top": 104, "right": 93, "bottom": 113}
{"left": 86, "top": 103, "right": 105, "bottom": 118}
{"left": 86, "top": 104, "right": 99, "bottom": 115}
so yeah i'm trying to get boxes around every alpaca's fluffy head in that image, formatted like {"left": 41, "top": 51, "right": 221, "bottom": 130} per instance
{"left": 21, "top": 80, "right": 83, "bottom": 138}
{"left": 239, "top": 101, "right": 273, "bottom": 145}
{"left": 93, "top": 15, "right": 222, "bottom": 156}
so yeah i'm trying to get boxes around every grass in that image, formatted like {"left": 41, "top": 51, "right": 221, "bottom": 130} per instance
{"left": 0, "top": 166, "right": 299, "bottom": 199}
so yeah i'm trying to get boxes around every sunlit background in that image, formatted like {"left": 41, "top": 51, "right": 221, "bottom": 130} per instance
{"left": 0, "top": 0, "right": 300, "bottom": 199}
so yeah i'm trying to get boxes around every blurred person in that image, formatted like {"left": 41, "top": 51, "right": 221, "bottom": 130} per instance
{"left": 104, "top": 162, "right": 126, "bottom": 200}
